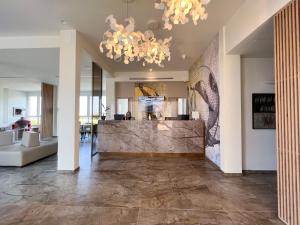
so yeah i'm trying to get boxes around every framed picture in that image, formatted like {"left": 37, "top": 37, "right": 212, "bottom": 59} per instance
{"left": 252, "top": 93, "right": 276, "bottom": 129}
{"left": 13, "top": 107, "right": 24, "bottom": 116}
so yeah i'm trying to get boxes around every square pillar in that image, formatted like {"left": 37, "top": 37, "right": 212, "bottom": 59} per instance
{"left": 219, "top": 28, "right": 243, "bottom": 174}
{"left": 57, "top": 30, "right": 80, "bottom": 171}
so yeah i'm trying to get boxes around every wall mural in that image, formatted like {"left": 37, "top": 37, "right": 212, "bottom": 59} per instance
{"left": 189, "top": 35, "right": 220, "bottom": 166}
{"left": 189, "top": 66, "right": 220, "bottom": 146}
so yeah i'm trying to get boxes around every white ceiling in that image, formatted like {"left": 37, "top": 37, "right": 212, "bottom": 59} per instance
{"left": 230, "top": 19, "right": 274, "bottom": 58}
{"left": 0, "top": 78, "right": 41, "bottom": 92}
{"left": 0, "top": 0, "right": 245, "bottom": 72}
{"left": 0, "top": 48, "right": 59, "bottom": 85}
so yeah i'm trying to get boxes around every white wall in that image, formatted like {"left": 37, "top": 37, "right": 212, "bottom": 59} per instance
{"left": 225, "top": 0, "right": 291, "bottom": 53}
{"left": 0, "top": 88, "right": 3, "bottom": 127}
{"left": 241, "top": 58, "right": 276, "bottom": 171}
{"left": 219, "top": 29, "right": 242, "bottom": 174}
{"left": 0, "top": 88, "right": 27, "bottom": 127}
{"left": 53, "top": 85, "right": 58, "bottom": 136}
{"left": 105, "top": 77, "right": 116, "bottom": 120}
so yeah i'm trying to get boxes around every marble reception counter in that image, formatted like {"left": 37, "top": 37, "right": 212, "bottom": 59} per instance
{"left": 98, "top": 120, "right": 205, "bottom": 155}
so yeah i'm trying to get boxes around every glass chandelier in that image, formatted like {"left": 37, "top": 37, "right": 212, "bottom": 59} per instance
{"left": 141, "top": 30, "right": 172, "bottom": 67}
{"left": 99, "top": 15, "right": 144, "bottom": 64}
{"left": 100, "top": 15, "right": 172, "bottom": 67}
{"left": 155, "top": 0, "right": 211, "bottom": 30}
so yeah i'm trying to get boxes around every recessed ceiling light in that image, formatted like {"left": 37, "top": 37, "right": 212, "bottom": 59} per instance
{"left": 149, "top": 68, "right": 153, "bottom": 72}
{"left": 123, "top": 0, "right": 134, "bottom": 3}
{"left": 60, "top": 19, "right": 68, "bottom": 25}
{"left": 181, "top": 54, "right": 187, "bottom": 60}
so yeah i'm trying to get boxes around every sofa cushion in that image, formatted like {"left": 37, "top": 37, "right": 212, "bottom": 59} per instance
{"left": 21, "top": 131, "right": 40, "bottom": 147}
{"left": 0, "top": 131, "right": 15, "bottom": 146}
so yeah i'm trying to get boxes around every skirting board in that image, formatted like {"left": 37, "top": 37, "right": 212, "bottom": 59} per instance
{"left": 99, "top": 152, "right": 205, "bottom": 160}
{"left": 243, "top": 170, "right": 277, "bottom": 175}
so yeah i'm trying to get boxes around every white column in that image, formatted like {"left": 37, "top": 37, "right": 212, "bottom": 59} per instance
{"left": 57, "top": 30, "right": 80, "bottom": 171}
{"left": 106, "top": 77, "right": 116, "bottom": 120}
{"left": 52, "top": 85, "right": 58, "bottom": 137}
{"left": 0, "top": 87, "right": 3, "bottom": 127}
{"left": 219, "top": 28, "right": 243, "bottom": 174}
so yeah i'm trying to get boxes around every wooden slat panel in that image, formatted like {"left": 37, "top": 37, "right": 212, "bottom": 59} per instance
{"left": 296, "top": 0, "right": 300, "bottom": 223}
{"left": 274, "top": 1, "right": 300, "bottom": 224}
{"left": 41, "top": 83, "right": 54, "bottom": 139}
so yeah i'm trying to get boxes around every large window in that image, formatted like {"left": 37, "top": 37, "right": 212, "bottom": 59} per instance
{"left": 80, "top": 95, "right": 102, "bottom": 124}
{"left": 178, "top": 98, "right": 187, "bottom": 115}
{"left": 80, "top": 96, "right": 88, "bottom": 117}
{"left": 27, "top": 95, "right": 42, "bottom": 126}
{"left": 117, "top": 98, "right": 128, "bottom": 115}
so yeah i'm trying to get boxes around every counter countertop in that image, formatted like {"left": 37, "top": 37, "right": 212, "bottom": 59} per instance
{"left": 98, "top": 120, "right": 205, "bottom": 154}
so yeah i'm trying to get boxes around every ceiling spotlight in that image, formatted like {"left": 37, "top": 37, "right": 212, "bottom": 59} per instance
{"left": 60, "top": 19, "right": 68, "bottom": 25}
{"left": 181, "top": 54, "right": 187, "bottom": 60}
{"left": 149, "top": 68, "right": 153, "bottom": 72}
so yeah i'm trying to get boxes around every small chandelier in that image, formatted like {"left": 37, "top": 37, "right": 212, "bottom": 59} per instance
{"left": 99, "top": 15, "right": 144, "bottom": 64}
{"left": 141, "top": 31, "right": 172, "bottom": 67}
{"left": 155, "top": 0, "right": 211, "bottom": 30}
{"left": 100, "top": 15, "right": 172, "bottom": 67}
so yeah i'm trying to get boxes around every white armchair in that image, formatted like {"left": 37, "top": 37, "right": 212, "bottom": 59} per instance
{"left": 0, "top": 131, "right": 15, "bottom": 146}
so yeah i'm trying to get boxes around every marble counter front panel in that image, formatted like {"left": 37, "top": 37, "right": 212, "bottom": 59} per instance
{"left": 98, "top": 120, "right": 205, "bottom": 154}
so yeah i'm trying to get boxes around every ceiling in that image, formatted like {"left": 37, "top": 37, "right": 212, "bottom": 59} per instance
{"left": 0, "top": 48, "right": 59, "bottom": 85}
{"left": 0, "top": 48, "right": 107, "bottom": 92}
{"left": 0, "top": 0, "right": 245, "bottom": 72}
{"left": 230, "top": 19, "right": 274, "bottom": 58}
{"left": 0, "top": 78, "right": 41, "bottom": 92}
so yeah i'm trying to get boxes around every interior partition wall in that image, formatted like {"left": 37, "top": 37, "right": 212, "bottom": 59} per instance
{"left": 91, "top": 62, "right": 102, "bottom": 157}
{"left": 274, "top": 0, "right": 300, "bottom": 224}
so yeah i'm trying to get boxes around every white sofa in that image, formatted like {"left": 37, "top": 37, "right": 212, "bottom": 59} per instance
{"left": 0, "top": 131, "right": 15, "bottom": 146}
{"left": 0, "top": 138, "right": 57, "bottom": 167}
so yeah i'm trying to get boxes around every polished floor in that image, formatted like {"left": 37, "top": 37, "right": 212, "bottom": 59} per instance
{"left": 0, "top": 143, "right": 284, "bottom": 225}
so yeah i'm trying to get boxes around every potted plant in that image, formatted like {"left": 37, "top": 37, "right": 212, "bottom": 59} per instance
{"left": 101, "top": 104, "right": 110, "bottom": 120}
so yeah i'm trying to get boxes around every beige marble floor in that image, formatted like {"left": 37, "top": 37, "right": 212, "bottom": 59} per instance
{"left": 0, "top": 144, "right": 284, "bottom": 225}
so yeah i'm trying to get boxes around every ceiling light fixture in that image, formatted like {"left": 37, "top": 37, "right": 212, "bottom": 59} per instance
{"left": 100, "top": 11, "right": 172, "bottom": 66}
{"left": 141, "top": 30, "right": 172, "bottom": 67}
{"left": 99, "top": 15, "right": 145, "bottom": 64}
{"left": 155, "top": 0, "right": 211, "bottom": 30}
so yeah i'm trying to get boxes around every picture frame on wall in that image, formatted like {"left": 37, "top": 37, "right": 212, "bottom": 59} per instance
{"left": 13, "top": 107, "right": 24, "bottom": 116}
{"left": 252, "top": 93, "right": 276, "bottom": 129}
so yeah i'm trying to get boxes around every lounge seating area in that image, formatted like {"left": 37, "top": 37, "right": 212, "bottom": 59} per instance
{"left": 0, "top": 130, "right": 57, "bottom": 167}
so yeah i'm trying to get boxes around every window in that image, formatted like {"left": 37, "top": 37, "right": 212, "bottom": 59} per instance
{"left": 80, "top": 96, "right": 88, "bottom": 116}
{"left": 28, "top": 96, "right": 38, "bottom": 116}
{"left": 102, "top": 96, "right": 106, "bottom": 112}
{"left": 178, "top": 98, "right": 187, "bottom": 115}
{"left": 90, "top": 96, "right": 100, "bottom": 116}
{"left": 117, "top": 98, "right": 128, "bottom": 115}
{"left": 27, "top": 95, "right": 41, "bottom": 126}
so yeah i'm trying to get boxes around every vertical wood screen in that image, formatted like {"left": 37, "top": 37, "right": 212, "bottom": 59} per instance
{"left": 274, "top": 0, "right": 300, "bottom": 224}
{"left": 41, "top": 83, "right": 54, "bottom": 139}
